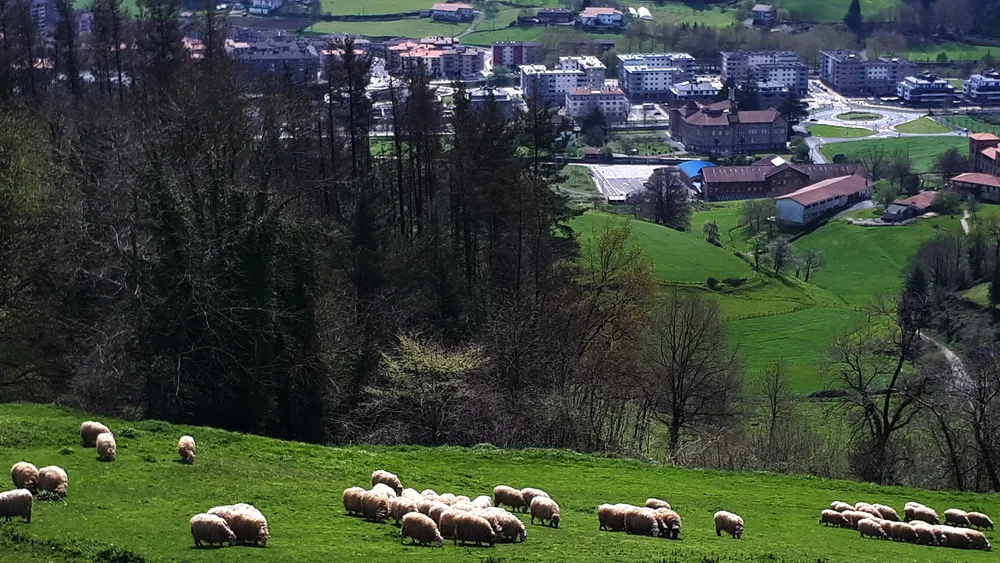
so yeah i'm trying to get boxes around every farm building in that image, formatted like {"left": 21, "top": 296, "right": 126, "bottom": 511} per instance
{"left": 881, "top": 191, "right": 937, "bottom": 222}
{"left": 700, "top": 155, "right": 867, "bottom": 201}
{"left": 579, "top": 7, "right": 623, "bottom": 27}
{"left": 952, "top": 172, "right": 1000, "bottom": 203}
{"left": 431, "top": 2, "right": 474, "bottom": 21}
{"left": 776, "top": 175, "right": 872, "bottom": 226}
{"left": 751, "top": 4, "right": 777, "bottom": 26}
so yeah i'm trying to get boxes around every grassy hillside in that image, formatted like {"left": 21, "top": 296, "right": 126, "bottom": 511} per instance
{"left": 820, "top": 137, "right": 967, "bottom": 174}
{"left": 2, "top": 403, "right": 999, "bottom": 563}
{"left": 895, "top": 118, "right": 951, "bottom": 134}
{"left": 809, "top": 125, "right": 875, "bottom": 138}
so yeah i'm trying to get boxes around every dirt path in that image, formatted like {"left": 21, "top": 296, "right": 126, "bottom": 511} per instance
{"left": 919, "top": 332, "right": 971, "bottom": 391}
{"left": 962, "top": 210, "right": 971, "bottom": 234}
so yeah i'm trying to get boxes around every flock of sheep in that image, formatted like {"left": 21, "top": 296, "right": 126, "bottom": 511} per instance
{"left": 2, "top": 419, "right": 269, "bottom": 549}
{"left": 820, "top": 499, "right": 993, "bottom": 551}
{"left": 597, "top": 499, "right": 744, "bottom": 542}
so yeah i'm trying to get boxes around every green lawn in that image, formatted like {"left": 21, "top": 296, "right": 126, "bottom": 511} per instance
{"left": 836, "top": 112, "right": 882, "bottom": 121}
{"left": 693, "top": 202, "right": 746, "bottom": 248}
{"left": 895, "top": 118, "right": 951, "bottom": 134}
{"left": 3, "top": 403, "right": 1000, "bottom": 562}
{"left": 307, "top": 18, "right": 469, "bottom": 38}
{"left": 778, "top": 0, "right": 901, "bottom": 22}
{"left": 964, "top": 282, "right": 991, "bottom": 307}
{"left": 904, "top": 41, "right": 999, "bottom": 62}
{"left": 820, "top": 136, "right": 968, "bottom": 174}
{"left": 556, "top": 165, "right": 600, "bottom": 205}
{"left": 945, "top": 114, "right": 1000, "bottom": 136}
{"left": 606, "top": 133, "right": 672, "bottom": 156}
{"left": 639, "top": 3, "right": 737, "bottom": 27}
{"left": 949, "top": 79, "right": 965, "bottom": 92}
{"left": 318, "top": 0, "right": 430, "bottom": 16}
{"left": 808, "top": 125, "right": 874, "bottom": 138}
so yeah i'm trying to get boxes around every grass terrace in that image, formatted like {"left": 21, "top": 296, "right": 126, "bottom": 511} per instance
{"left": 808, "top": 125, "right": 874, "bottom": 138}
{"left": 945, "top": 114, "right": 1000, "bottom": 135}
{"left": 895, "top": 118, "right": 951, "bottom": 134}
{"left": 307, "top": 18, "right": 469, "bottom": 39}
{"left": 820, "top": 136, "right": 967, "bottom": 174}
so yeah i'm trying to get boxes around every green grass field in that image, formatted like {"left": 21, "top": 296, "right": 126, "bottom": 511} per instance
{"left": 318, "top": 0, "right": 429, "bottom": 16}
{"left": 836, "top": 112, "right": 883, "bottom": 121}
{"left": 903, "top": 41, "right": 998, "bottom": 62}
{"left": 307, "top": 18, "right": 469, "bottom": 38}
{"left": 809, "top": 125, "right": 874, "bottom": 139}
{"left": 556, "top": 166, "right": 600, "bottom": 205}
{"left": 820, "top": 136, "right": 967, "bottom": 174}
{"left": 964, "top": 282, "right": 991, "bottom": 307}
{"left": 639, "top": 3, "right": 737, "bottom": 27}
{"left": 3, "top": 403, "right": 999, "bottom": 563}
{"left": 778, "top": 0, "right": 901, "bottom": 23}
{"left": 945, "top": 114, "right": 1000, "bottom": 136}
{"left": 895, "top": 118, "right": 951, "bottom": 134}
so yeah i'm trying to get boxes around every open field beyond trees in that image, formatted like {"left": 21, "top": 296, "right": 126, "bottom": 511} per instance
{"left": 820, "top": 136, "right": 967, "bottom": 174}
{"left": 2, "top": 403, "right": 999, "bottom": 563}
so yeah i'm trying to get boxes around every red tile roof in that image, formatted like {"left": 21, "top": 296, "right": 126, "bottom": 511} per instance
{"left": 982, "top": 147, "right": 1000, "bottom": 161}
{"left": 702, "top": 162, "right": 867, "bottom": 185}
{"left": 970, "top": 133, "right": 1000, "bottom": 141}
{"left": 953, "top": 172, "right": 1000, "bottom": 188}
{"left": 580, "top": 7, "right": 622, "bottom": 16}
{"left": 776, "top": 175, "right": 870, "bottom": 206}
{"left": 892, "top": 191, "right": 937, "bottom": 210}
{"left": 676, "top": 99, "right": 781, "bottom": 126}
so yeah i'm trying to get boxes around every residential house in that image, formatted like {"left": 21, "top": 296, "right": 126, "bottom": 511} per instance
{"left": 492, "top": 41, "right": 541, "bottom": 70}
{"left": 431, "top": 2, "right": 474, "bottom": 21}
{"left": 720, "top": 50, "right": 808, "bottom": 97}
{"left": 578, "top": 7, "right": 623, "bottom": 27}
{"left": 668, "top": 97, "right": 787, "bottom": 155}
{"left": 701, "top": 155, "right": 868, "bottom": 200}
{"left": 387, "top": 36, "right": 485, "bottom": 79}
{"left": 249, "top": 0, "right": 282, "bottom": 15}
{"left": 519, "top": 56, "right": 605, "bottom": 105}
{"left": 751, "top": 4, "right": 777, "bottom": 26}
{"left": 536, "top": 7, "right": 573, "bottom": 23}
{"left": 776, "top": 175, "right": 873, "bottom": 226}
{"left": 226, "top": 37, "right": 319, "bottom": 85}
{"left": 881, "top": 191, "right": 937, "bottom": 222}
{"left": 469, "top": 87, "right": 519, "bottom": 118}
{"left": 952, "top": 173, "right": 1000, "bottom": 203}
{"left": 970, "top": 133, "right": 1000, "bottom": 177}
{"left": 965, "top": 71, "right": 1000, "bottom": 105}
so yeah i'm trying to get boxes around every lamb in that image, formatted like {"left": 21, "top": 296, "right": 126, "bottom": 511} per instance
{"left": 208, "top": 504, "right": 269, "bottom": 546}
{"left": 493, "top": 486, "right": 525, "bottom": 512}
{"left": 361, "top": 491, "right": 390, "bottom": 523}
{"left": 909, "top": 520, "right": 937, "bottom": 546}
{"left": 937, "top": 525, "right": 972, "bottom": 549}
{"left": 519, "top": 488, "right": 549, "bottom": 513}
{"left": 11, "top": 462, "right": 38, "bottom": 493}
{"left": 372, "top": 483, "right": 398, "bottom": 499}
{"left": 438, "top": 509, "right": 461, "bottom": 539}
{"left": 945, "top": 508, "right": 972, "bottom": 527}
{"left": 714, "top": 511, "right": 744, "bottom": 540}
{"left": 530, "top": 496, "right": 560, "bottom": 528}
{"left": 96, "top": 432, "right": 116, "bottom": 462}
{"left": 968, "top": 512, "right": 994, "bottom": 530}
{"left": 0, "top": 489, "right": 32, "bottom": 523}
{"left": 830, "top": 501, "right": 853, "bottom": 513}
{"left": 624, "top": 507, "right": 659, "bottom": 537}
{"left": 371, "top": 470, "right": 402, "bottom": 495}
{"left": 599, "top": 504, "right": 630, "bottom": 532}
{"left": 478, "top": 508, "right": 525, "bottom": 542}
{"left": 36, "top": 466, "right": 67, "bottom": 497}
{"left": 190, "top": 513, "right": 236, "bottom": 547}
{"left": 858, "top": 518, "right": 888, "bottom": 540}
{"left": 471, "top": 495, "right": 492, "bottom": 509}
{"left": 178, "top": 436, "right": 196, "bottom": 464}
{"left": 344, "top": 487, "right": 366, "bottom": 515}
{"left": 80, "top": 421, "right": 110, "bottom": 447}
{"left": 819, "top": 509, "right": 849, "bottom": 528}
{"left": 889, "top": 521, "right": 918, "bottom": 543}
{"left": 967, "top": 529, "right": 992, "bottom": 551}
{"left": 401, "top": 488, "right": 423, "bottom": 502}
{"left": 400, "top": 512, "right": 444, "bottom": 548}
{"left": 872, "top": 504, "right": 899, "bottom": 521}
{"left": 909, "top": 505, "right": 940, "bottom": 525}
{"left": 453, "top": 512, "right": 496, "bottom": 547}
{"left": 654, "top": 508, "right": 681, "bottom": 539}
{"left": 645, "top": 498, "right": 671, "bottom": 510}
{"left": 389, "top": 497, "right": 418, "bottom": 525}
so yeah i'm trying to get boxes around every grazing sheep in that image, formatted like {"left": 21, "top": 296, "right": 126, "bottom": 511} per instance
{"left": 417, "top": 499, "right": 442, "bottom": 516}
{"left": 371, "top": 470, "right": 402, "bottom": 494}
{"left": 967, "top": 529, "right": 992, "bottom": 551}
{"left": 452, "top": 502, "right": 478, "bottom": 513}
{"left": 428, "top": 503, "right": 450, "bottom": 525}
{"left": 400, "top": 512, "right": 444, "bottom": 548}
{"left": 937, "top": 526, "right": 972, "bottom": 549}
{"left": 624, "top": 507, "right": 659, "bottom": 537}
{"left": 453, "top": 512, "right": 496, "bottom": 547}
{"left": 401, "top": 488, "right": 423, "bottom": 502}
{"left": 438, "top": 493, "right": 458, "bottom": 506}
{"left": 208, "top": 504, "right": 269, "bottom": 546}
{"left": 479, "top": 508, "right": 526, "bottom": 543}
{"left": 968, "top": 512, "right": 994, "bottom": 530}
{"left": 856, "top": 505, "right": 881, "bottom": 518}
{"left": 909, "top": 520, "right": 937, "bottom": 546}
{"left": 470, "top": 509, "right": 503, "bottom": 536}
{"left": 820, "top": 509, "right": 849, "bottom": 528}
{"left": 872, "top": 504, "right": 899, "bottom": 521}
{"left": 361, "top": 491, "right": 391, "bottom": 523}
{"left": 858, "top": 518, "right": 888, "bottom": 540}
{"left": 455, "top": 496, "right": 471, "bottom": 504}
{"left": 519, "top": 488, "right": 549, "bottom": 513}
{"left": 10, "top": 462, "right": 38, "bottom": 493}
{"left": 830, "top": 501, "right": 853, "bottom": 513}
{"left": 420, "top": 489, "right": 439, "bottom": 500}
{"left": 438, "top": 509, "right": 461, "bottom": 539}
{"left": 190, "top": 513, "right": 236, "bottom": 547}
{"left": 178, "top": 436, "right": 196, "bottom": 464}
{"left": 530, "top": 497, "right": 560, "bottom": 528}
{"left": 390, "top": 497, "right": 418, "bottom": 525}
{"left": 909, "top": 505, "right": 940, "bottom": 525}
{"left": 96, "top": 432, "right": 116, "bottom": 462}
{"left": 889, "top": 521, "right": 917, "bottom": 543}
{"left": 343, "top": 487, "right": 366, "bottom": 515}
{"left": 80, "top": 421, "right": 110, "bottom": 447}
{"left": 0, "top": 489, "right": 32, "bottom": 523}
{"left": 36, "top": 466, "right": 67, "bottom": 498}
{"left": 714, "top": 511, "right": 744, "bottom": 540}
{"left": 842, "top": 510, "right": 869, "bottom": 530}
{"left": 645, "top": 498, "right": 671, "bottom": 510}
{"left": 472, "top": 495, "right": 492, "bottom": 509}
{"left": 654, "top": 508, "right": 681, "bottom": 539}
{"left": 855, "top": 502, "right": 874, "bottom": 511}
{"left": 493, "top": 486, "right": 524, "bottom": 512}
{"left": 599, "top": 504, "right": 629, "bottom": 532}
{"left": 945, "top": 508, "right": 972, "bottom": 528}
{"left": 372, "top": 483, "right": 398, "bottom": 499}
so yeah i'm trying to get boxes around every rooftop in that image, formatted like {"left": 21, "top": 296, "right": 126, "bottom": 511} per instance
{"left": 777, "top": 175, "right": 870, "bottom": 206}
{"left": 892, "top": 191, "right": 937, "bottom": 210}
{"left": 432, "top": 2, "right": 472, "bottom": 11}
{"left": 567, "top": 86, "right": 625, "bottom": 96}
{"left": 752, "top": 4, "right": 775, "bottom": 11}
{"left": 580, "top": 7, "right": 622, "bottom": 16}
{"left": 953, "top": 172, "right": 1000, "bottom": 188}
{"left": 970, "top": 133, "right": 1000, "bottom": 141}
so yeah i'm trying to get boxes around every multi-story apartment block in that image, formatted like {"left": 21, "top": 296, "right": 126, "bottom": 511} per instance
{"left": 965, "top": 70, "right": 1000, "bottom": 105}
{"left": 226, "top": 37, "right": 320, "bottom": 85}
{"left": 519, "top": 56, "right": 606, "bottom": 105}
{"left": 897, "top": 73, "right": 955, "bottom": 106}
{"left": 565, "top": 86, "right": 629, "bottom": 121}
{"left": 819, "top": 50, "right": 917, "bottom": 96}
{"left": 670, "top": 79, "right": 723, "bottom": 103}
{"left": 386, "top": 36, "right": 485, "bottom": 79}
{"left": 720, "top": 51, "right": 808, "bottom": 97}
{"left": 615, "top": 53, "right": 695, "bottom": 102}
{"left": 491, "top": 41, "right": 542, "bottom": 70}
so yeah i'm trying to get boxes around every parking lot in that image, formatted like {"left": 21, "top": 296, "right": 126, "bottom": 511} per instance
{"left": 586, "top": 164, "right": 662, "bottom": 202}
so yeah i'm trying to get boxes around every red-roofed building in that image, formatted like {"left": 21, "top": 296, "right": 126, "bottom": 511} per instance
{"left": 669, "top": 98, "right": 787, "bottom": 155}
{"left": 700, "top": 155, "right": 867, "bottom": 200}
{"left": 971, "top": 133, "right": 1000, "bottom": 177}
{"left": 952, "top": 172, "right": 1000, "bottom": 202}
{"left": 882, "top": 191, "right": 938, "bottom": 222}
{"left": 432, "top": 2, "right": 474, "bottom": 21}
{"left": 579, "top": 7, "right": 623, "bottom": 27}
{"left": 776, "top": 175, "right": 872, "bottom": 226}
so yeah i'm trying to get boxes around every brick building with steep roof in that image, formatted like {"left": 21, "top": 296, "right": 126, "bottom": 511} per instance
{"left": 669, "top": 97, "right": 787, "bottom": 155}
{"left": 698, "top": 155, "right": 868, "bottom": 201}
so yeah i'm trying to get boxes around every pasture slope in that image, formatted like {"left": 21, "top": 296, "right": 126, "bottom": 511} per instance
{"left": 1, "top": 403, "right": 998, "bottom": 563}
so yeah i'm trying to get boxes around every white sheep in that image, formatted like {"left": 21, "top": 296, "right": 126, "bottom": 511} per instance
{"left": 10, "top": 462, "right": 38, "bottom": 493}
{"left": 420, "top": 489, "right": 439, "bottom": 498}
{"left": 190, "top": 513, "right": 235, "bottom": 547}
{"left": 371, "top": 469, "right": 402, "bottom": 494}
{"left": 967, "top": 529, "right": 992, "bottom": 551}
{"left": 361, "top": 491, "right": 390, "bottom": 523}
{"left": 945, "top": 508, "right": 972, "bottom": 527}
{"left": 842, "top": 510, "right": 869, "bottom": 530}
{"left": 80, "top": 421, "right": 110, "bottom": 447}
{"left": 714, "top": 511, "right": 744, "bottom": 539}
{"left": 830, "top": 501, "right": 853, "bottom": 512}
{"left": 36, "top": 466, "right": 67, "bottom": 498}
{"left": 654, "top": 508, "right": 681, "bottom": 539}
{"left": 400, "top": 512, "right": 444, "bottom": 548}
{"left": 909, "top": 505, "right": 939, "bottom": 525}
{"left": 178, "top": 436, "right": 196, "bottom": 464}
{"left": 858, "top": 518, "right": 887, "bottom": 540}
{"left": 493, "top": 485, "right": 524, "bottom": 512}
{"left": 909, "top": 520, "right": 937, "bottom": 545}
{"left": 438, "top": 493, "right": 458, "bottom": 506}
{"left": 476, "top": 508, "right": 524, "bottom": 542}
{"left": 454, "top": 495, "right": 471, "bottom": 504}
{"left": 519, "top": 488, "right": 549, "bottom": 513}
{"left": 428, "top": 503, "right": 450, "bottom": 525}
{"left": 855, "top": 502, "right": 874, "bottom": 511}
{"left": 530, "top": 496, "right": 560, "bottom": 528}
{"left": 96, "top": 432, "right": 117, "bottom": 462}
{"left": 645, "top": 498, "right": 671, "bottom": 510}
{"left": 372, "top": 483, "right": 398, "bottom": 499}
{"left": 401, "top": 488, "right": 423, "bottom": 502}
{"left": 0, "top": 489, "right": 32, "bottom": 523}
{"left": 820, "top": 509, "right": 849, "bottom": 528}
{"left": 389, "top": 496, "right": 418, "bottom": 525}
{"left": 343, "top": 487, "right": 366, "bottom": 515}
{"left": 624, "top": 507, "right": 659, "bottom": 537}
{"left": 889, "top": 521, "right": 917, "bottom": 543}
{"left": 856, "top": 504, "right": 881, "bottom": 518}
{"left": 451, "top": 502, "right": 477, "bottom": 513}
{"left": 471, "top": 495, "right": 492, "bottom": 509}
{"left": 469, "top": 509, "right": 503, "bottom": 536}
{"left": 968, "top": 512, "right": 994, "bottom": 530}
{"left": 438, "top": 509, "right": 461, "bottom": 539}
{"left": 417, "top": 499, "right": 441, "bottom": 516}
{"left": 453, "top": 512, "right": 496, "bottom": 547}
{"left": 872, "top": 504, "right": 899, "bottom": 521}
{"left": 599, "top": 503, "right": 630, "bottom": 532}
{"left": 208, "top": 504, "right": 269, "bottom": 546}
{"left": 937, "top": 525, "right": 972, "bottom": 549}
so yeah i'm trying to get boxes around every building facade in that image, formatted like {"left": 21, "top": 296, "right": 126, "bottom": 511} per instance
{"left": 565, "top": 86, "right": 629, "bottom": 121}
{"left": 670, "top": 79, "right": 723, "bottom": 102}
{"left": 536, "top": 8, "right": 573, "bottom": 23}
{"left": 819, "top": 50, "right": 917, "bottom": 96}
{"left": 964, "top": 71, "right": 1000, "bottom": 105}
{"left": 897, "top": 73, "right": 955, "bottom": 106}
{"left": 700, "top": 155, "right": 868, "bottom": 200}
{"left": 578, "top": 7, "right": 623, "bottom": 27}
{"left": 387, "top": 36, "right": 485, "bottom": 79}
{"left": 720, "top": 50, "right": 808, "bottom": 97}
{"left": 751, "top": 4, "right": 777, "bottom": 26}
{"left": 668, "top": 98, "right": 787, "bottom": 155}
{"left": 226, "top": 37, "right": 319, "bottom": 85}
{"left": 776, "top": 175, "right": 872, "bottom": 226}
{"left": 491, "top": 41, "right": 542, "bottom": 70}
{"left": 520, "top": 56, "right": 605, "bottom": 105}
{"left": 431, "top": 3, "right": 474, "bottom": 21}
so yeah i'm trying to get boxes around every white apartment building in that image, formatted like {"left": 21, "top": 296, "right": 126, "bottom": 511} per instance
{"left": 896, "top": 73, "right": 955, "bottom": 106}
{"left": 965, "top": 70, "right": 1000, "bottom": 105}
{"left": 720, "top": 50, "right": 807, "bottom": 97}
{"left": 616, "top": 53, "right": 695, "bottom": 101}
{"left": 520, "top": 57, "right": 606, "bottom": 105}
{"left": 565, "top": 86, "right": 629, "bottom": 122}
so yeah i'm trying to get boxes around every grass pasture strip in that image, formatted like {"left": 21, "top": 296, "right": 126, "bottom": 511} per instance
{"left": 895, "top": 118, "right": 951, "bottom": 134}
{"left": 820, "top": 136, "right": 967, "bottom": 174}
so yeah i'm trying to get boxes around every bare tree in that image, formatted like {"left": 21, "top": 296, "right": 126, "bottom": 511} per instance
{"left": 644, "top": 167, "right": 691, "bottom": 230}
{"left": 641, "top": 291, "right": 743, "bottom": 459}
{"left": 962, "top": 344, "right": 1000, "bottom": 491}
{"left": 800, "top": 247, "right": 824, "bottom": 282}
{"left": 861, "top": 143, "right": 887, "bottom": 181}
{"left": 767, "top": 236, "right": 795, "bottom": 275}
{"left": 758, "top": 359, "right": 794, "bottom": 440}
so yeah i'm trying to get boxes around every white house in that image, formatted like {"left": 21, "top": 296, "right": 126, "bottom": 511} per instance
{"left": 776, "top": 175, "right": 872, "bottom": 226}
{"left": 579, "top": 7, "right": 623, "bottom": 27}
{"left": 431, "top": 2, "right": 474, "bottom": 21}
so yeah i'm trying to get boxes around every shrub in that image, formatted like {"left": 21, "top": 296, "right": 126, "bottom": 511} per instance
{"left": 722, "top": 277, "right": 747, "bottom": 287}
{"left": 118, "top": 428, "right": 139, "bottom": 439}
{"left": 706, "top": 277, "right": 719, "bottom": 290}
{"left": 96, "top": 547, "right": 146, "bottom": 563}
{"left": 36, "top": 490, "right": 64, "bottom": 502}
